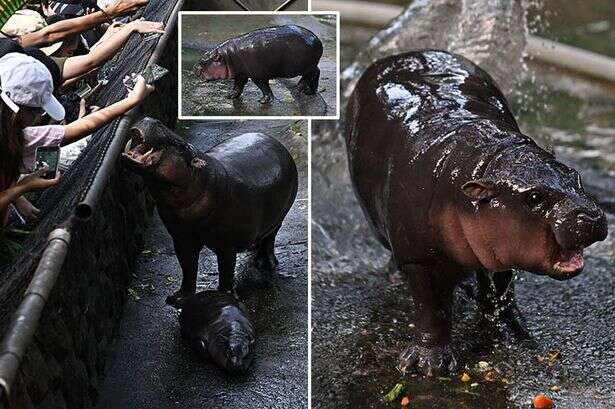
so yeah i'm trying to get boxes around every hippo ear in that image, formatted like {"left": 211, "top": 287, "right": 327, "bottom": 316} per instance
{"left": 191, "top": 158, "right": 207, "bottom": 169}
{"left": 461, "top": 179, "right": 498, "bottom": 201}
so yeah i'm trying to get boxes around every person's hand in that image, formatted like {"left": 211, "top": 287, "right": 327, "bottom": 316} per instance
{"left": 18, "top": 167, "right": 61, "bottom": 191}
{"left": 106, "top": 0, "right": 148, "bottom": 18}
{"left": 79, "top": 99, "right": 87, "bottom": 119}
{"left": 127, "top": 19, "right": 165, "bottom": 35}
{"left": 14, "top": 196, "right": 40, "bottom": 222}
{"left": 127, "top": 76, "right": 155, "bottom": 102}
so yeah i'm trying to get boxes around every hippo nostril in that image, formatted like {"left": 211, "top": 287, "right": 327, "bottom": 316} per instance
{"left": 577, "top": 212, "right": 598, "bottom": 224}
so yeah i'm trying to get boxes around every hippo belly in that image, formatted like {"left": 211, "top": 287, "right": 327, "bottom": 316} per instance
{"left": 345, "top": 50, "right": 608, "bottom": 376}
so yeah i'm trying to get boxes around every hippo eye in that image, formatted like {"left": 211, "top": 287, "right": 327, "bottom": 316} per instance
{"left": 525, "top": 190, "right": 545, "bottom": 208}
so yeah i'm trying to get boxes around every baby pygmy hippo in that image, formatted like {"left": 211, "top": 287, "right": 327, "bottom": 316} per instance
{"left": 179, "top": 291, "right": 256, "bottom": 374}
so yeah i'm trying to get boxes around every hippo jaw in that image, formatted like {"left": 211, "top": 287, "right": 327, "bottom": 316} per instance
{"left": 122, "top": 127, "right": 163, "bottom": 172}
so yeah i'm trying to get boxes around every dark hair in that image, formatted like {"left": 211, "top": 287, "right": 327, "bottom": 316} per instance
{"left": 0, "top": 99, "right": 25, "bottom": 183}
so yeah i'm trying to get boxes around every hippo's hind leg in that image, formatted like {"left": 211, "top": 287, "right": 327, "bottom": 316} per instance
{"left": 167, "top": 239, "right": 200, "bottom": 307}
{"left": 254, "top": 226, "right": 280, "bottom": 271}
{"left": 398, "top": 263, "right": 459, "bottom": 377}
{"left": 226, "top": 76, "right": 248, "bottom": 99}
{"left": 298, "top": 66, "right": 320, "bottom": 95}
{"left": 476, "top": 270, "right": 530, "bottom": 340}
{"left": 252, "top": 79, "right": 273, "bottom": 104}
{"left": 216, "top": 249, "right": 237, "bottom": 292}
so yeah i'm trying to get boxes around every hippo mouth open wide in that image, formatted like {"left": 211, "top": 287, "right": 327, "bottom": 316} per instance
{"left": 122, "top": 128, "right": 163, "bottom": 170}
{"left": 548, "top": 238, "right": 584, "bottom": 280}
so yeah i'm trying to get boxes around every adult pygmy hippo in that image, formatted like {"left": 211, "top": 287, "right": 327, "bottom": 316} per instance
{"left": 122, "top": 117, "right": 298, "bottom": 306}
{"left": 345, "top": 50, "right": 608, "bottom": 376}
{"left": 179, "top": 291, "right": 255, "bottom": 373}
{"left": 192, "top": 25, "right": 323, "bottom": 104}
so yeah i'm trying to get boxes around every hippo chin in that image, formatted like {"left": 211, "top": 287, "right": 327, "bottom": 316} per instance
{"left": 179, "top": 291, "right": 256, "bottom": 374}
{"left": 121, "top": 117, "right": 298, "bottom": 307}
{"left": 345, "top": 50, "right": 608, "bottom": 376}
{"left": 192, "top": 25, "right": 323, "bottom": 104}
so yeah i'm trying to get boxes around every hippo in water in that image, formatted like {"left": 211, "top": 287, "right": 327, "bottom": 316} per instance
{"left": 192, "top": 25, "right": 323, "bottom": 104}
{"left": 179, "top": 291, "right": 255, "bottom": 374}
{"left": 345, "top": 50, "right": 608, "bottom": 376}
{"left": 122, "top": 117, "right": 298, "bottom": 307}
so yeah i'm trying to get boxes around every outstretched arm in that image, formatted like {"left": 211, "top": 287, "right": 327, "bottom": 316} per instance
{"left": 62, "top": 20, "right": 164, "bottom": 80}
{"left": 18, "top": 0, "right": 149, "bottom": 48}
{"left": 0, "top": 168, "right": 60, "bottom": 215}
{"left": 62, "top": 76, "right": 154, "bottom": 144}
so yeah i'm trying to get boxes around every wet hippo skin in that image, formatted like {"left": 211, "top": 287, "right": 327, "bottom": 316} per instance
{"left": 179, "top": 291, "right": 256, "bottom": 374}
{"left": 122, "top": 117, "right": 298, "bottom": 307}
{"left": 345, "top": 50, "right": 608, "bottom": 376}
{"left": 192, "top": 25, "right": 323, "bottom": 104}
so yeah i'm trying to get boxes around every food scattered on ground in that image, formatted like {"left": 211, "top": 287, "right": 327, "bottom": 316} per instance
{"left": 400, "top": 396, "right": 410, "bottom": 407}
{"left": 461, "top": 373, "right": 471, "bottom": 382}
{"left": 533, "top": 393, "right": 554, "bottom": 408}
{"left": 384, "top": 383, "right": 405, "bottom": 404}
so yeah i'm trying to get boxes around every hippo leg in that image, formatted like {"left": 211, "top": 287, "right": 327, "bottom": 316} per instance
{"left": 398, "top": 264, "right": 458, "bottom": 377}
{"left": 167, "top": 239, "right": 199, "bottom": 307}
{"left": 254, "top": 226, "right": 280, "bottom": 271}
{"left": 298, "top": 66, "right": 320, "bottom": 95}
{"left": 253, "top": 79, "right": 273, "bottom": 104}
{"left": 216, "top": 250, "right": 237, "bottom": 292}
{"left": 226, "top": 76, "right": 248, "bottom": 99}
{"left": 476, "top": 270, "right": 530, "bottom": 340}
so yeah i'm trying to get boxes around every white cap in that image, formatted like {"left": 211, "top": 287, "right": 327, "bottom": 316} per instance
{"left": 0, "top": 52, "right": 65, "bottom": 121}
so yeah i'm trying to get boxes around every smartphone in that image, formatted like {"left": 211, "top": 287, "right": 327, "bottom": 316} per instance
{"left": 123, "top": 64, "right": 169, "bottom": 90}
{"left": 35, "top": 146, "right": 61, "bottom": 180}
{"left": 75, "top": 83, "right": 93, "bottom": 99}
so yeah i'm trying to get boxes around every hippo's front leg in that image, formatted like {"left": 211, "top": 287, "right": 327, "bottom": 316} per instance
{"left": 476, "top": 270, "right": 530, "bottom": 340}
{"left": 253, "top": 79, "right": 273, "bottom": 104}
{"left": 216, "top": 249, "right": 237, "bottom": 292}
{"left": 167, "top": 239, "right": 200, "bottom": 307}
{"left": 398, "top": 264, "right": 458, "bottom": 377}
{"left": 226, "top": 76, "right": 248, "bottom": 99}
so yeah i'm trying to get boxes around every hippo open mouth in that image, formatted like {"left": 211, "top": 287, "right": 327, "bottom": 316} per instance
{"left": 122, "top": 129, "right": 162, "bottom": 169}
{"left": 548, "top": 231, "right": 584, "bottom": 280}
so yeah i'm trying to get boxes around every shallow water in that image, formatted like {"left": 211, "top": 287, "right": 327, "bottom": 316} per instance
{"left": 180, "top": 14, "right": 337, "bottom": 117}
{"left": 311, "top": 1, "right": 615, "bottom": 408}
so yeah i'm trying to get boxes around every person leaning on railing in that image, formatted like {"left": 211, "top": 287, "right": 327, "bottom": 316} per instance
{"left": 0, "top": 51, "right": 154, "bottom": 225}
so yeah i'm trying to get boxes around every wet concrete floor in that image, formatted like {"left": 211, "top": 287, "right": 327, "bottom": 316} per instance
{"left": 97, "top": 120, "right": 308, "bottom": 409}
{"left": 180, "top": 14, "right": 337, "bottom": 117}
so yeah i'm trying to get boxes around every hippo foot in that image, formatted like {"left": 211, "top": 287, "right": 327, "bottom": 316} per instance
{"left": 484, "top": 306, "right": 531, "bottom": 342}
{"left": 259, "top": 95, "right": 273, "bottom": 104}
{"left": 254, "top": 253, "right": 279, "bottom": 271}
{"left": 166, "top": 290, "right": 195, "bottom": 308}
{"left": 398, "top": 344, "right": 458, "bottom": 377}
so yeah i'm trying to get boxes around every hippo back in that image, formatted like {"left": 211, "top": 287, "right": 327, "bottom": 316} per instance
{"left": 217, "top": 25, "right": 323, "bottom": 79}
{"left": 346, "top": 50, "right": 535, "bottom": 264}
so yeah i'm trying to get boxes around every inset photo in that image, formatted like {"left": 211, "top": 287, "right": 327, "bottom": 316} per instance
{"left": 179, "top": 12, "right": 339, "bottom": 119}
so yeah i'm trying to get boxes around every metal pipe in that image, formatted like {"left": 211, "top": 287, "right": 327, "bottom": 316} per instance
{"left": 0, "top": 227, "right": 71, "bottom": 399}
{"left": 75, "top": 0, "right": 185, "bottom": 220}
{"left": 314, "top": 0, "right": 615, "bottom": 84}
